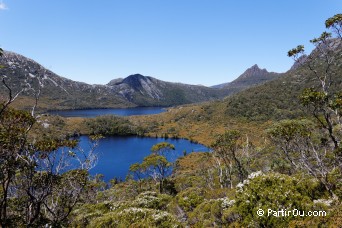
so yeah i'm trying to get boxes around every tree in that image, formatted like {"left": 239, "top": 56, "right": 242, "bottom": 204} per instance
{"left": 0, "top": 107, "right": 35, "bottom": 226}
{"left": 141, "top": 154, "right": 172, "bottom": 193}
{"left": 268, "top": 119, "right": 338, "bottom": 196}
{"left": 0, "top": 106, "right": 99, "bottom": 226}
{"left": 0, "top": 51, "right": 98, "bottom": 226}
{"left": 151, "top": 142, "right": 175, "bottom": 156}
{"left": 129, "top": 163, "right": 144, "bottom": 191}
{"left": 128, "top": 142, "right": 176, "bottom": 193}
{"left": 282, "top": 14, "right": 342, "bottom": 198}
{"left": 288, "top": 14, "right": 342, "bottom": 153}
{"left": 211, "top": 130, "right": 249, "bottom": 188}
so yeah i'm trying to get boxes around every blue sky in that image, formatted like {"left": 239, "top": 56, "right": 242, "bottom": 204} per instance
{"left": 0, "top": 1, "right": 341, "bottom": 86}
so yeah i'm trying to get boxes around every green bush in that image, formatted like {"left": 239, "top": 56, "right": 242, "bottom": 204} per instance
{"left": 188, "top": 199, "right": 224, "bottom": 227}
{"left": 71, "top": 191, "right": 178, "bottom": 227}
{"left": 229, "top": 172, "right": 330, "bottom": 227}
{"left": 132, "top": 191, "right": 172, "bottom": 210}
{"left": 176, "top": 188, "right": 205, "bottom": 212}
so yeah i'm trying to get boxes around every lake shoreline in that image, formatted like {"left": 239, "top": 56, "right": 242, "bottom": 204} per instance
{"left": 47, "top": 106, "right": 168, "bottom": 118}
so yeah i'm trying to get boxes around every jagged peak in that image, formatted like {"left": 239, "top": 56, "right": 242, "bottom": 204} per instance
{"left": 238, "top": 64, "right": 269, "bottom": 79}
{"left": 247, "top": 64, "right": 267, "bottom": 72}
{"left": 250, "top": 64, "right": 260, "bottom": 69}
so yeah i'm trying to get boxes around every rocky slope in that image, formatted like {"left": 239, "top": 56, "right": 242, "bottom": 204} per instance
{"left": 107, "top": 74, "right": 227, "bottom": 106}
{"left": 0, "top": 51, "right": 133, "bottom": 110}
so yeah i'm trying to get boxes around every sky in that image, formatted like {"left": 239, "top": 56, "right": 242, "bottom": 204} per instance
{"left": 0, "top": 1, "right": 341, "bottom": 86}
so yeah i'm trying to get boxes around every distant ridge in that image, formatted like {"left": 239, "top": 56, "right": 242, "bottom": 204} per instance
{"left": 0, "top": 50, "right": 291, "bottom": 111}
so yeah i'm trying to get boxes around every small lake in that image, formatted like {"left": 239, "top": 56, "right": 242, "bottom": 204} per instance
{"left": 48, "top": 107, "right": 166, "bottom": 118}
{"left": 70, "top": 136, "right": 209, "bottom": 182}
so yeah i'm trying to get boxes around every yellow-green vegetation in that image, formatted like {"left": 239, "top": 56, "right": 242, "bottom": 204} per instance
{"left": 128, "top": 102, "right": 272, "bottom": 146}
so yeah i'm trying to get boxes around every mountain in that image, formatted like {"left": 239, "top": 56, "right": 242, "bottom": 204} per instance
{"left": 0, "top": 51, "right": 295, "bottom": 111}
{"left": 107, "top": 74, "right": 226, "bottom": 106}
{"left": 136, "top": 39, "right": 342, "bottom": 146}
{"left": 211, "top": 44, "right": 342, "bottom": 121}
{"left": 0, "top": 51, "right": 133, "bottom": 110}
{"left": 212, "top": 64, "right": 281, "bottom": 92}
{"left": 0, "top": 51, "right": 228, "bottom": 110}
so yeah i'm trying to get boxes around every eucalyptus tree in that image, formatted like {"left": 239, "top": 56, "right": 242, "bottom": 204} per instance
{"left": 129, "top": 162, "right": 144, "bottom": 191}
{"left": 129, "top": 142, "right": 175, "bottom": 193}
{"left": 0, "top": 50, "right": 98, "bottom": 226}
{"left": 288, "top": 14, "right": 342, "bottom": 152}
{"left": 141, "top": 154, "right": 172, "bottom": 193}
{"left": 277, "top": 14, "right": 342, "bottom": 198}
{"left": 211, "top": 130, "right": 249, "bottom": 188}
{"left": 151, "top": 142, "right": 175, "bottom": 156}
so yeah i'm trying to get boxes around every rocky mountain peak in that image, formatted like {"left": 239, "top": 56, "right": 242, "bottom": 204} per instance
{"left": 239, "top": 64, "right": 269, "bottom": 79}
{"left": 212, "top": 64, "right": 281, "bottom": 89}
{"left": 251, "top": 64, "right": 260, "bottom": 69}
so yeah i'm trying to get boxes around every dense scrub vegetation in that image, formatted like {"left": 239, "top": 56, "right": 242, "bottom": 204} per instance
{"left": 1, "top": 15, "right": 342, "bottom": 227}
{"left": 83, "top": 115, "right": 143, "bottom": 136}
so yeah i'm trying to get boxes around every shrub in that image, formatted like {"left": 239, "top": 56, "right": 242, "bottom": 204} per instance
{"left": 89, "top": 208, "right": 180, "bottom": 228}
{"left": 228, "top": 172, "right": 330, "bottom": 227}
{"left": 176, "top": 188, "right": 205, "bottom": 212}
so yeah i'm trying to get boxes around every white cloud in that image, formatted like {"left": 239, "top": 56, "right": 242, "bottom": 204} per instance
{"left": 0, "top": 2, "right": 8, "bottom": 10}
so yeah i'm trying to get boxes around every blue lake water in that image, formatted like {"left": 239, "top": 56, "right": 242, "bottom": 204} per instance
{"left": 48, "top": 107, "right": 166, "bottom": 118}
{"left": 71, "top": 136, "right": 209, "bottom": 182}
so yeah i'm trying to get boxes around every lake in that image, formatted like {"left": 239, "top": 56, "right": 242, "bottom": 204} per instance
{"left": 69, "top": 136, "right": 209, "bottom": 182}
{"left": 48, "top": 107, "right": 166, "bottom": 118}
